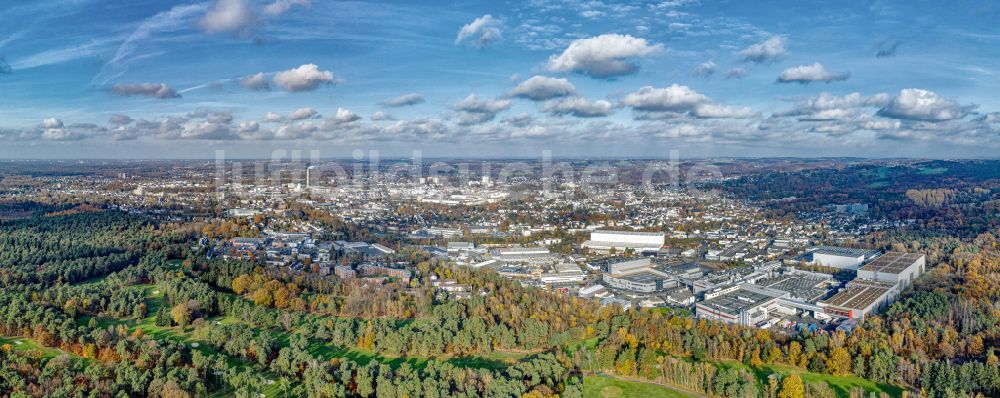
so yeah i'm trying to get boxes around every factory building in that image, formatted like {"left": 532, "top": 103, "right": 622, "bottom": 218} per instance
{"left": 818, "top": 279, "right": 897, "bottom": 319}
{"left": 539, "top": 263, "right": 586, "bottom": 284}
{"left": 695, "top": 285, "right": 780, "bottom": 326}
{"left": 754, "top": 272, "right": 833, "bottom": 302}
{"left": 808, "top": 246, "right": 879, "bottom": 270}
{"left": 494, "top": 247, "right": 557, "bottom": 264}
{"left": 857, "top": 252, "right": 926, "bottom": 291}
{"left": 583, "top": 230, "right": 664, "bottom": 254}
{"left": 602, "top": 258, "right": 677, "bottom": 293}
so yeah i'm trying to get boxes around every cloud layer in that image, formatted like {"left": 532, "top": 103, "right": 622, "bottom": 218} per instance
{"left": 739, "top": 36, "right": 787, "bottom": 63}
{"left": 111, "top": 83, "right": 180, "bottom": 99}
{"left": 777, "top": 63, "right": 849, "bottom": 84}
{"left": 272, "top": 64, "right": 335, "bottom": 92}
{"left": 508, "top": 76, "right": 577, "bottom": 101}
{"left": 382, "top": 93, "right": 425, "bottom": 107}
{"left": 547, "top": 34, "right": 662, "bottom": 78}
{"left": 456, "top": 14, "right": 502, "bottom": 47}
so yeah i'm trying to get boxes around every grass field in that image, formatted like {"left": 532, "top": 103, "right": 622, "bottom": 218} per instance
{"left": 0, "top": 336, "right": 65, "bottom": 359}
{"left": 717, "top": 360, "right": 904, "bottom": 398}
{"left": 584, "top": 376, "right": 698, "bottom": 398}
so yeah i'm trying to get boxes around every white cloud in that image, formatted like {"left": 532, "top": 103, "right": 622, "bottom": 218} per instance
{"left": 111, "top": 83, "right": 180, "bottom": 99}
{"left": 41, "top": 128, "right": 84, "bottom": 141}
{"left": 327, "top": 108, "right": 361, "bottom": 124}
{"left": 237, "top": 120, "right": 260, "bottom": 133}
{"left": 693, "top": 60, "right": 716, "bottom": 77}
{"left": 41, "top": 118, "right": 63, "bottom": 129}
{"left": 546, "top": 34, "right": 662, "bottom": 78}
{"left": 692, "top": 104, "right": 756, "bottom": 119}
{"left": 371, "top": 111, "right": 395, "bottom": 121}
{"left": 456, "top": 14, "right": 502, "bottom": 47}
{"left": 199, "top": 0, "right": 258, "bottom": 36}
{"left": 508, "top": 76, "right": 577, "bottom": 101}
{"left": 777, "top": 92, "right": 890, "bottom": 121}
{"left": 878, "top": 88, "right": 975, "bottom": 121}
{"left": 287, "top": 107, "right": 318, "bottom": 120}
{"left": 738, "top": 36, "right": 787, "bottom": 63}
{"left": 382, "top": 93, "right": 425, "bottom": 107}
{"left": 241, "top": 72, "right": 270, "bottom": 91}
{"left": 263, "top": 0, "right": 310, "bottom": 17}
{"left": 176, "top": 121, "right": 236, "bottom": 140}
{"left": 273, "top": 122, "right": 318, "bottom": 140}
{"left": 264, "top": 112, "right": 283, "bottom": 122}
{"left": 541, "top": 97, "right": 614, "bottom": 117}
{"left": 453, "top": 94, "right": 512, "bottom": 125}
{"left": 621, "top": 84, "right": 709, "bottom": 112}
{"left": 272, "top": 64, "right": 335, "bottom": 92}
{"left": 777, "top": 63, "right": 849, "bottom": 83}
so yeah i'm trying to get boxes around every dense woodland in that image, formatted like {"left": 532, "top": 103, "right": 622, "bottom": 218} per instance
{"left": 1, "top": 160, "right": 999, "bottom": 397}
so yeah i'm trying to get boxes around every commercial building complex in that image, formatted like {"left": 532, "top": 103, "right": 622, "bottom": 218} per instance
{"left": 602, "top": 258, "right": 677, "bottom": 293}
{"left": 583, "top": 230, "right": 664, "bottom": 254}
{"left": 808, "top": 246, "right": 879, "bottom": 270}
{"left": 818, "top": 279, "right": 897, "bottom": 319}
{"left": 857, "top": 252, "right": 926, "bottom": 290}
{"left": 816, "top": 252, "right": 925, "bottom": 319}
{"left": 696, "top": 286, "right": 780, "bottom": 326}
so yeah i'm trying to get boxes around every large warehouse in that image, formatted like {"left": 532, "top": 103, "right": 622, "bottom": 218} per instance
{"left": 808, "top": 246, "right": 879, "bottom": 270}
{"left": 817, "top": 251, "right": 925, "bottom": 319}
{"left": 818, "top": 279, "right": 897, "bottom": 319}
{"left": 857, "top": 252, "right": 926, "bottom": 291}
{"left": 583, "top": 230, "right": 665, "bottom": 254}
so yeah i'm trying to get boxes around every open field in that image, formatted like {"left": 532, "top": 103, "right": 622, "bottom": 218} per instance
{"left": 717, "top": 360, "right": 904, "bottom": 398}
{"left": 0, "top": 336, "right": 65, "bottom": 359}
{"left": 584, "top": 375, "right": 699, "bottom": 398}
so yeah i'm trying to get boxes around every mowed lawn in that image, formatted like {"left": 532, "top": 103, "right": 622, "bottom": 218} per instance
{"left": 584, "top": 376, "right": 699, "bottom": 398}
{"left": 0, "top": 336, "right": 64, "bottom": 358}
{"left": 762, "top": 363, "right": 904, "bottom": 397}
{"left": 717, "top": 360, "right": 904, "bottom": 398}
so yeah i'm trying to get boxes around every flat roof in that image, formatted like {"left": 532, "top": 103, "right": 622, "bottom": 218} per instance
{"left": 497, "top": 247, "right": 549, "bottom": 253}
{"left": 698, "top": 288, "right": 775, "bottom": 314}
{"left": 757, "top": 273, "right": 828, "bottom": 290}
{"left": 616, "top": 270, "right": 669, "bottom": 284}
{"left": 811, "top": 246, "right": 878, "bottom": 258}
{"left": 593, "top": 230, "right": 665, "bottom": 236}
{"left": 819, "top": 279, "right": 894, "bottom": 310}
{"left": 858, "top": 252, "right": 923, "bottom": 274}
{"left": 583, "top": 240, "right": 663, "bottom": 248}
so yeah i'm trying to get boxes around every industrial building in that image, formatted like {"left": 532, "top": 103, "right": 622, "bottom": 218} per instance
{"left": 695, "top": 285, "right": 780, "bottom": 326}
{"left": 808, "top": 246, "right": 879, "bottom": 269}
{"left": 755, "top": 272, "right": 833, "bottom": 302}
{"left": 818, "top": 278, "right": 897, "bottom": 319}
{"left": 602, "top": 258, "right": 677, "bottom": 293}
{"left": 539, "top": 263, "right": 586, "bottom": 284}
{"left": 494, "top": 247, "right": 557, "bottom": 264}
{"left": 447, "top": 242, "right": 475, "bottom": 253}
{"left": 857, "top": 252, "right": 926, "bottom": 290}
{"left": 583, "top": 230, "right": 664, "bottom": 254}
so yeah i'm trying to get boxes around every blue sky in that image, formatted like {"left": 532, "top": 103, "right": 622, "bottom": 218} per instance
{"left": 0, "top": 0, "right": 998, "bottom": 158}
